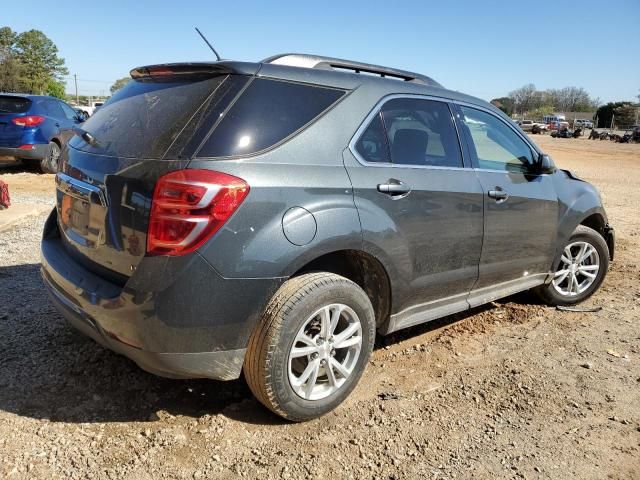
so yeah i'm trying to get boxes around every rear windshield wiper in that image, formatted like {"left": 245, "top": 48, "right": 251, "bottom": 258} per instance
{"left": 73, "top": 127, "right": 100, "bottom": 147}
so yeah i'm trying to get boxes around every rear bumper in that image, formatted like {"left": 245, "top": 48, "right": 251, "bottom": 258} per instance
{"left": 40, "top": 209, "right": 283, "bottom": 380}
{"left": 43, "top": 276, "right": 246, "bottom": 379}
{"left": 0, "top": 144, "right": 48, "bottom": 161}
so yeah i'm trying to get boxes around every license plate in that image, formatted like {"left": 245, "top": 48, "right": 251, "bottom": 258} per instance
{"left": 0, "top": 155, "right": 17, "bottom": 161}
{"left": 60, "top": 194, "right": 91, "bottom": 235}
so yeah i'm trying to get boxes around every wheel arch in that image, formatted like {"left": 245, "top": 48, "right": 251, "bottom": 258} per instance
{"left": 291, "top": 249, "right": 392, "bottom": 328}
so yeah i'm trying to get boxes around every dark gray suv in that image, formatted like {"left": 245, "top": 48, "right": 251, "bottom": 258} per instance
{"left": 40, "top": 54, "right": 614, "bottom": 421}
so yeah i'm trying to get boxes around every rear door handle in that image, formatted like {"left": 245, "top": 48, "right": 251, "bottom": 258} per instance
{"left": 488, "top": 189, "right": 509, "bottom": 202}
{"left": 377, "top": 181, "right": 411, "bottom": 196}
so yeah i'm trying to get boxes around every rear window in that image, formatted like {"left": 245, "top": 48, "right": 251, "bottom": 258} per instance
{"left": 0, "top": 96, "right": 31, "bottom": 114}
{"left": 69, "top": 76, "right": 227, "bottom": 159}
{"left": 196, "top": 78, "right": 345, "bottom": 158}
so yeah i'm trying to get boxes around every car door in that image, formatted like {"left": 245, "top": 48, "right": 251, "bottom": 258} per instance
{"left": 344, "top": 96, "right": 484, "bottom": 331}
{"left": 57, "top": 101, "right": 81, "bottom": 144}
{"left": 42, "top": 99, "right": 66, "bottom": 140}
{"left": 454, "top": 104, "right": 558, "bottom": 306}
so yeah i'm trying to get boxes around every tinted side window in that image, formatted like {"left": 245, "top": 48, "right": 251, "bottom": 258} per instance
{"left": 381, "top": 98, "right": 462, "bottom": 167}
{"left": 197, "top": 79, "right": 345, "bottom": 158}
{"left": 59, "top": 101, "right": 78, "bottom": 120}
{"left": 355, "top": 112, "right": 389, "bottom": 163}
{"left": 460, "top": 106, "right": 535, "bottom": 173}
{"left": 45, "top": 100, "right": 65, "bottom": 119}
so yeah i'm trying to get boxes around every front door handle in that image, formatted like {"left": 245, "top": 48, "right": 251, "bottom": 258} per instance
{"left": 488, "top": 188, "right": 509, "bottom": 202}
{"left": 377, "top": 180, "right": 411, "bottom": 196}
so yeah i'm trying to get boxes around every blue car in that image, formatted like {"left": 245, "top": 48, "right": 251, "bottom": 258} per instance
{"left": 0, "top": 93, "right": 84, "bottom": 172}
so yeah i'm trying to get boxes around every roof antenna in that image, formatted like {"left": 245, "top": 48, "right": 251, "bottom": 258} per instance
{"left": 195, "top": 27, "right": 221, "bottom": 61}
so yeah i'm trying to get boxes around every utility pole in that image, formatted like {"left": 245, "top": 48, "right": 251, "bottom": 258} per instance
{"left": 74, "top": 74, "right": 79, "bottom": 105}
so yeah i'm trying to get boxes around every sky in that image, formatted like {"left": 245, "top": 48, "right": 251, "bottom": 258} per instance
{"left": 2, "top": 0, "right": 639, "bottom": 103}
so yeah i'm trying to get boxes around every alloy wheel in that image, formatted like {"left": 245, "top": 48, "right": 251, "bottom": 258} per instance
{"left": 288, "top": 303, "right": 362, "bottom": 401}
{"left": 552, "top": 241, "right": 600, "bottom": 297}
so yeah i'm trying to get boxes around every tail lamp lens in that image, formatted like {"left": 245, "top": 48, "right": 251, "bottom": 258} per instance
{"left": 12, "top": 115, "right": 45, "bottom": 127}
{"left": 147, "top": 169, "right": 249, "bottom": 256}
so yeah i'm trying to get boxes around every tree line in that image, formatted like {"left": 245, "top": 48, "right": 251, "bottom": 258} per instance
{"left": 491, "top": 84, "right": 600, "bottom": 117}
{"left": 492, "top": 84, "right": 639, "bottom": 128}
{"left": 0, "top": 27, "right": 68, "bottom": 99}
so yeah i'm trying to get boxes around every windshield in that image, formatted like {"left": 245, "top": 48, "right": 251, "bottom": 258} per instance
{"left": 69, "top": 75, "right": 227, "bottom": 159}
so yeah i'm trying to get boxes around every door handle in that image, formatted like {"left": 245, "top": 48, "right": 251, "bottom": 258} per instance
{"left": 377, "top": 180, "right": 411, "bottom": 196}
{"left": 55, "top": 122, "right": 60, "bottom": 127}
{"left": 488, "top": 188, "right": 509, "bottom": 202}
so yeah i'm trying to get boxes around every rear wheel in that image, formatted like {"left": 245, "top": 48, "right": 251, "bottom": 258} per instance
{"left": 40, "top": 141, "right": 60, "bottom": 173}
{"left": 535, "top": 225, "right": 609, "bottom": 305}
{"left": 244, "top": 272, "right": 375, "bottom": 421}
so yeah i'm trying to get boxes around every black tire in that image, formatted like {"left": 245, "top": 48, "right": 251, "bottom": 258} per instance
{"left": 40, "top": 141, "right": 60, "bottom": 173}
{"left": 535, "top": 225, "right": 609, "bottom": 306}
{"left": 244, "top": 272, "right": 375, "bottom": 422}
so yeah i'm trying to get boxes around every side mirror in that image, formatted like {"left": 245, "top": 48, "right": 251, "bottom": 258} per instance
{"left": 538, "top": 153, "right": 556, "bottom": 174}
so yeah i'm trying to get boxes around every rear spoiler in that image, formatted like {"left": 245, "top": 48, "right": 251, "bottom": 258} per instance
{"left": 129, "top": 61, "right": 260, "bottom": 79}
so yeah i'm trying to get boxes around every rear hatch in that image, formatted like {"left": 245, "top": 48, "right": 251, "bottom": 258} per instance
{"left": 0, "top": 95, "right": 32, "bottom": 147}
{"left": 55, "top": 64, "right": 255, "bottom": 280}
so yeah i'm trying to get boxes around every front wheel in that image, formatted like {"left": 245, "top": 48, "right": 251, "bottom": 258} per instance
{"left": 244, "top": 272, "right": 375, "bottom": 421}
{"left": 535, "top": 225, "right": 609, "bottom": 305}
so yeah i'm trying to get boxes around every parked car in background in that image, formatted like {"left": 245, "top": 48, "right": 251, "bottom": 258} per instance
{"left": 75, "top": 101, "right": 105, "bottom": 117}
{"left": 74, "top": 109, "right": 90, "bottom": 122}
{"left": 517, "top": 120, "right": 548, "bottom": 134}
{"left": 0, "top": 93, "right": 84, "bottom": 172}
{"left": 41, "top": 54, "right": 614, "bottom": 421}
{"left": 575, "top": 119, "right": 594, "bottom": 129}
{"left": 531, "top": 121, "right": 549, "bottom": 134}
{"left": 549, "top": 121, "right": 570, "bottom": 131}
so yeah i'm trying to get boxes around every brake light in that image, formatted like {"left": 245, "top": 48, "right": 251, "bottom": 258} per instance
{"left": 147, "top": 169, "right": 249, "bottom": 256}
{"left": 12, "top": 115, "right": 45, "bottom": 127}
{"left": 18, "top": 144, "right": 36, "bottom": 150}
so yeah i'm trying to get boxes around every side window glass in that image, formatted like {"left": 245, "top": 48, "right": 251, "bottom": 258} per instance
{"left": 355, "top": 112, "right": 389, "bottom": 163}
{"left": 197, "top": 79, "right": 345, "bottom": 157}
{"left": 460, "top": 106, "right": 535, "bottom": 173}
{"left": 45, "top": 100, "right": 64, "bottom": 119}
{"left": 381, "top": 98, "right": 462, "bottom": 167}
{"left": 60, "top": 102, "right": 78, "bottom": 120}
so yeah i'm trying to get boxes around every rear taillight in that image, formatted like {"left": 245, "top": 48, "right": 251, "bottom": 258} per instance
{"left": 147, "top": 169, "right": 249, "bottom": 256}
{"left": 12, "top": 115, "right": 45, "bottom": 127}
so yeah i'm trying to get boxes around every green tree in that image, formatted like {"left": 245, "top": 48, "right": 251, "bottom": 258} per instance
{"left": 46, "top": 78, "right": 66, "bottom": 99}
{"left": 528, "top": 105, "right": 554, "bottom": 120}
{"left": 0, "top": 26, "right": 25, "bottom": 92}
{"left": 594, "top": 102, "right": 630, "bottom": 128}
{"left": 110, "top": 76, "right": 130, "bottom": 94}
{"left": 0, "top": 26, "right": 17, "bottom": 48}
{"left": 613, "top": 104, "right": 636, "bottom": 127}
{"left": 490, "top": 97, "right": 515, "bottom": 116}
{"left": 14, "top": 29, "right": 68, "bottom": 94}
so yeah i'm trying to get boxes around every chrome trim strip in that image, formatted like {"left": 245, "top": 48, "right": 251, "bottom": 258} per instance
{"left": 56, "top": 172, "right": 106, "bottom": 207}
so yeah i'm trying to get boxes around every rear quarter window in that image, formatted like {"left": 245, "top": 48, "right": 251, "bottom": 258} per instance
{"left": 0, "top": 96, "right": 31, "bottom": 114}
{"left": 196, "top": 78, "right": 345, "bottom": 158}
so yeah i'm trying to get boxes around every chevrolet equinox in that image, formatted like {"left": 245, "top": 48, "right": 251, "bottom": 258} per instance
{"left": 41, "top": 54, "right": 615, "bottom": 421}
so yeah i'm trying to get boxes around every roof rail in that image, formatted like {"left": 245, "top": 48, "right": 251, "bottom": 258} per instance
{"left": 262, "top": 53, "right": 442, "bottom": 88}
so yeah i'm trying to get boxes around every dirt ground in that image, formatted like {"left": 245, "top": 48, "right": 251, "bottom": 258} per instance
{"left": 0, "top": 136, "right": 638, "bottom": 480}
